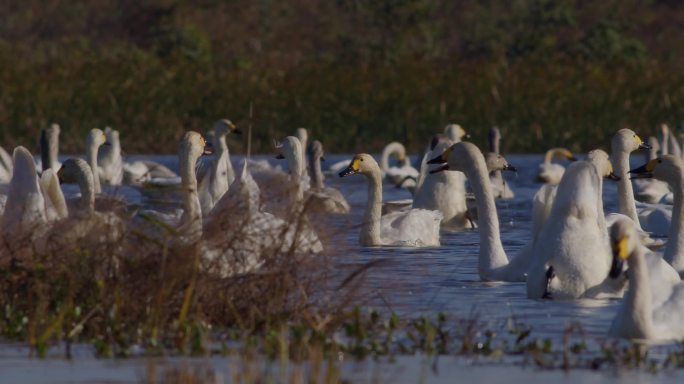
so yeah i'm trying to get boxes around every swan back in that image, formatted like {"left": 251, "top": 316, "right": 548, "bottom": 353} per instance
{"left": 1, "top": 146, "right": 47, "bottom": 238}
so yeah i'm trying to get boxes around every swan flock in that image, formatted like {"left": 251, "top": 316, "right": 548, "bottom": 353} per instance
{"left": 2, "top": 122, "right": 684, "bottom": 342}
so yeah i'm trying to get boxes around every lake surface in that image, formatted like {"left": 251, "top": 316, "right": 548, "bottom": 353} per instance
{"left": 4, "top": 152, "right": 683, "bottom": 383}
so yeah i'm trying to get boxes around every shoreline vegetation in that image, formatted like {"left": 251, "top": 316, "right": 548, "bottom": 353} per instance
{"left": 1, "top": 1, "right": 684, "bottom": 154}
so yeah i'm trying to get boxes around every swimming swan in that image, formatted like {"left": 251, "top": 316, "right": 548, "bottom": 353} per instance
{"left": 98, "top": 127, "right": 124, "bottom": 186}
{"left": 413, "top": 136, "right": 471, "bottom": 229}
{"left": 307, "top": 140, "right": 350, "bottom": 214}
{"left": 339, "top": 154, "right": 441, "bottom": 247}
{"left": 536, "top": 148, "right": 577, "bottom": 185}
{"left": 426, "top": 142, "right": 531, "bottom": 281}
{"left": 488, "top": 127, "right": 515, "bottom": 199}
{"left": 85, "top": 128, "right": 108, "bottom": 194}
{"left": 381, "top": 142, "right": 419, "bottom": 187}
{"left": 607, "top": 218, "right": 684, "bottom": 340}
{"left": 196, "top": 119, "right": 241, "bottom": 215}
{"left": 39, "top": 123, "right": 62, "bottom": 172}
{"left": 526, "top": 155, "right": 625, "bottom": 299}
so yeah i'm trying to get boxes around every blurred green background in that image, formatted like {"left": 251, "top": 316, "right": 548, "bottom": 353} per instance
{"left": 1, "top": 0, "right": 683, "bottom": 154}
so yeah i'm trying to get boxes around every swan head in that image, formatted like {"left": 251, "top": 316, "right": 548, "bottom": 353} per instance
{"left": 179, "top": 131, "right": 211, "bottom": 162}
{"left": 549, "top": 148, "right": 577, "bottom": 161}
{"left": 587, "top": 149, "right": 620, "bottom": 181}
{"left": 87, "top": 128, "right": 108, "bottom": 148}
{"left": 295, "top": 128, "right": 308, "bottom": 144}
{"left": 426, "top": 142, "right": 482, "bottom": 174}
{"left": 338, "top": 153, "right": 378, "bottom": 177}
{"left": 608, "top": 218, "right": 640, "bottom": 278}
{"left": 612, "top": 128, "right": 650, "bottom": 153}
{"left": 630, "top": 155, "right": 683, "bottom": 183}
{"left": 104, "top": 127, "right": 119, "bottom": 143}
{"left": 57, "top": 158, "right": 92, "bottom": 184}
{"left": 660, "top": 123, "right": 670, "bottom": 136}
{"left": 444, "top": 124, "right": 468, "bottom": 141}
{"left": 275, "top": 136, "right": 301, "bottom": 160}
{"left": 45, "top": 123, "right": 60, "bottom": 137}
{"left": 308, "top": 140, "right": 325, "bottom": 162}
{"left": 214, "top": 118, "right": 241, "bottom": 136}
{"left": 485, "top": 152, "right": 516, "bottom": 172}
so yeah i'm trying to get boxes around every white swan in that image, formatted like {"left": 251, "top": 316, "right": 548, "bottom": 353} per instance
{"left": 536, "top": 147, "right": 577, "bottom": 185}
{"left": 39, "top": 169, "right": 68, "bottom": 222}
{"left": 488, "top": 127, "right": 515, "bottom": 199}
{"left": 339, "top": 154, "right": 441, "bottom": 247}
{"left": 39, "top": 123, "right": 61, "bottom": 172}
{"left": 427, "top": 142, "right": 537, "bottom": 281}
{"left": 526, "top": 155, "right": 626, "bottom": 299}
{"left": 97, "top": 127, "right": 124, "bottom": 186}
{"left": 413, "top": 136, "right": 471, "bottom": 229}
{"left": 196, "top": 119, "right": 240, "bottom": 215}
{"left": 612, "top": 128, "right": 671, "bottom": 235}
{"left": 631, "top": 155, "right": 684, "bottom": 276}
{"left": 634, "top": 136, "right": 670, "bottom": 204}
{"left": 380, "top": 142, "right": 419, "bottom": 187}
{"left": 85, "top": 128, "right": 108, "bottom": 194}
{"left": 295, "top": 128, "right": 309, "bottom": 177}
{"left": 607, "top": 218, "right": 684, "bottom": 340}
{"left": 307, "top": 140, "right": 350, "bottom": 214}
{"left": 662, "top": 124, "right": 682, "bottom": 159}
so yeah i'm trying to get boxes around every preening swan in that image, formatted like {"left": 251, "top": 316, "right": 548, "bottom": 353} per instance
{"left": 39, "top": 123, "right": 61, "bottom": 172}
{"left": 339, "top": 154, "right": 441, "bottom": 247}
{"left": 197, "top": 119, "right": 240, "bottom": 215}
{"left": 413, "top": 135, "right": 471, "bottom": 229}
{"left": 526, "top": 154, "right": 625, "bottom": 299}
{"left": 427, "top": 142, "right": 530, "bottom": 281}
{"left": 607, "top": 218, "right": 684, "bottom": 340}
{"left": 380, "top": 142, "right": 419, "bottom": 187}
{"left": 98, "top": 127, "right": 124, "bottom": 185}
{"left": 488, "top": 127, "right": 515, "bottom": 199}
{"left": 536, "top": 147, "right": 577, "bottom": 185}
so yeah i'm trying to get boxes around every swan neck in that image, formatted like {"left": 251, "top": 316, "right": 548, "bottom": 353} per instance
{"left": 612, "top": 148, "right": 641, "bottom": 229}
{"left": 624, "top": 246, "right": 654, "bottom": 338}
{"left": 310, "top": 156, "right": 324, "bottom": 189}
{"left": 86, "top": 142, "right": 101, "bottom": 193}
{"left": 361, "top": 169, "right": 383, "bottom": 246}
{"left": 466, "top": 155, "right": 509, "bottom": 275}
{"left": 179, "top": 149, "right": 202, "bottom": 230}
{"left": 75, "top": 163, "right": 96, "bottom": 215}
{"left": 380, "top": 144, "right": 402, "bottom": 172}
{"left": 665, "top": 176, "right": 684, "bottom": 270}
{"left": 41, "top": 131, "right": 59, "bottom": 171}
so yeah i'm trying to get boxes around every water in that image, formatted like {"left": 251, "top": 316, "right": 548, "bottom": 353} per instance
{"left": 5, "top": 152, "right": 682, "bottom": 383}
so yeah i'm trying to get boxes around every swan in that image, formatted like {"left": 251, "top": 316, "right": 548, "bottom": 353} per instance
{"left": 39, "top": 169, "right": 68, "bottom": 221}
{"left": 307, "top": 140, "right": 350, "bottom": 214}
{"left": 488, "top": 127, "right": 515, "bottom": 199}
{"left": 634, "top": 136, "right": 670, "bottom": 204}
{"left": 631, "top": 155, "right": 684, "bottom": 276}
{"left": 607, "top": 218, "right": 684, "bottom": 340}
{"left": 426, "top": 142, "right": 536, "bottom": 281}
{"left": 196, "top": 119, "right": 240, "bottom": 215}
{"left": 413, "top": 135, "right": 471, "bottom": 229}
{"left": 526, "top": 154, "right": 626, "bottom": 299}
{"left": 97, "top": 127, "right": 124, "bottom": 185}
{"left": 85, "top": 128, "right": 108, "bottom": 194}
{"left": 39, "top": 123, "right": 61, "bottom": 172}
{"left": 339, "top": 154, "right": 441, "bottom": 247}
{"left": 295, "top": 128, "right": 309, "bottom": 178}
{"left": 536, "top": 147, "right": 577, "bottom": 185}
{"left": 380, "top": 142, "right": 419, "bottom": 187}
{"left": 0, "top": 144, "right": 13, "bottom": 183}
{"left": 611, "top": 128, "right": 671, "bottom": 235}
{"left": 415, "top": 124, "right": 468, "bottom": 195}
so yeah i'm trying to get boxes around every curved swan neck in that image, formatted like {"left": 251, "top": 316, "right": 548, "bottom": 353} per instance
{"left": 612, "top": 147, "right": 642, "bottom": 230}
{"left": 543, "top": 149, "right": 556, "bottom": 164}
{"left": 86, "top": 139, "right": 102, "bottom": 194}
{"left": 624, "top": 246, "right": 654, "bottom": 338}
{"left": 665, "top": 174, "right": 684, "bottom": 270}
{"left": 465, "top": 153, "right": 509, "bottom": 275}
{"left": 380, "top": 142, "right": 404, "bottom": 172}
{"left": 73, "top": 161, "right": 96, "bottom": 215}
{"left": 361, "top": 167, "right": 383, "bottom": 246}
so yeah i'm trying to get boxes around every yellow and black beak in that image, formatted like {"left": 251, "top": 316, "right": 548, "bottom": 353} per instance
{"left": 427, "top": 147, "right": 452, "bottom": 165}
{"left": 609, "top": 236, "right": 629, "bottom": 278}
{"left": 638, "top": 141, "right": 652, "bottom": 150}
{"left": 606, "top": 172, "right": 621, "bottom": 181}
{"left": 629, "top": 159, "right": 659, "bottom": 179}
{"left": 503, "top": 163, "right": 517, "bottom": 172}
{"left": 230, "top": 122, "right": 242, "bottom": 135}
{"left": 339, "top": 158, "right": 360, "bottom": 178}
